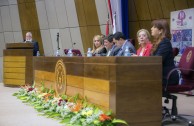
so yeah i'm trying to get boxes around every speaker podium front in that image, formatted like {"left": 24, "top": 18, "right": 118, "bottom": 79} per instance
{"left": 3, "top": 43, "right": 34, "bottom": 86}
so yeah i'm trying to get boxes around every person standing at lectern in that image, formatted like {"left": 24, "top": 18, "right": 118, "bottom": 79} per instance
{"left": 150, "top": 19, "right": 179, "bottom": 86}
{"left": 24, "top": 32, "right": 39, "bottom": 56}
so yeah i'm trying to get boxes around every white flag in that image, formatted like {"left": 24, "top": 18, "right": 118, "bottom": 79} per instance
{"left": 112, "top": 12, "right": 116, "bottom": 34}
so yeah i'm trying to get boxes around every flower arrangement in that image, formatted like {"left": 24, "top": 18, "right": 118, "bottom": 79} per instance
{"left": 13, "top": 83, "right": 128, "bottom": 126}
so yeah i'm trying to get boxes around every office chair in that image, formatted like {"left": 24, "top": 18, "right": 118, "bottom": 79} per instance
{"left": 162, "top": 47, "right": 194, "bottom": 126}
{"left": 172, "top": 47, "right": 179, "bottom": 58}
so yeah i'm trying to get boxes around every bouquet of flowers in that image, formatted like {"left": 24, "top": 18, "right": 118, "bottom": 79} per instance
{"left": 13, "top": 83, "right": 128, "bottom": 126}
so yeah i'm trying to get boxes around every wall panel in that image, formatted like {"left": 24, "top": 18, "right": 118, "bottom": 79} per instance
{"left": 75, "top": 0, "right": 101, "bottom": 52}
{"left": 187, "top": 0, "right": 194, "bottom": 8}
{"left": 174, "top": 0, "right": 188, "bottom": 10}
{"left": 160, "top": 0, "right": 175, "bottom": 18}
{"left": 134, "top": 0, "right": 151, "bottom": 20}
{"left": 148, "top": 0, "right": 163, "bottom": 19}
{"left": 128, "top": 0, "right": 138, "bottom": 21}
{"left": 129, "top": 22, "right": 140, "bottom": 48}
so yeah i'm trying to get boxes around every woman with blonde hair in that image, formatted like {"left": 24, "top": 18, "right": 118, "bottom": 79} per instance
{"left": 92, "top": 35, "right": 107, "bottom": 56}
{"left": 133, "top": 29, "right": 152, "bottom": 56}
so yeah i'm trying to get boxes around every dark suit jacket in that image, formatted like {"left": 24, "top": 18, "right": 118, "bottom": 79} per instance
{"left": 153, "top": 38, "right": 179, "bottom": 85}
{"left": 93, "top": 47, "right": 107, "bottom": 56}
{"left": 116, "top": 40, "right": 136, "bottom": 56}
{"left": 109, "top": 46, "right": 121, "bottom": 56}
{"left": 32, "top": 41, "right": 39, "bottom": 56}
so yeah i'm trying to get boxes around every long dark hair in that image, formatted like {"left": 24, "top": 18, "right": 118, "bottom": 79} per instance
{"left": 151, "top": 19, "right": 171, "bottom": 55}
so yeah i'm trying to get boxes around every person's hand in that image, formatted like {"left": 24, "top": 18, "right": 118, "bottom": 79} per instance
{"left": 131, "top": 53, "right": 138, "bottom": 56}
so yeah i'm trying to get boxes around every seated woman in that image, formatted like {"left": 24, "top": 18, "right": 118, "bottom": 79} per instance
{"left": 132, "top": 29, "right": 152, "bottom": 56}
{"left": 150, "top": 19, "right": 179, "bottom": 86}
{"left": 92, "top": 35, "right": 107, "bottom": 56}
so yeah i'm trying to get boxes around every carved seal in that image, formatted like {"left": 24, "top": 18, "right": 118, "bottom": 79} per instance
{"left": 55, "top": 59, "right": 67, "bottom": 96}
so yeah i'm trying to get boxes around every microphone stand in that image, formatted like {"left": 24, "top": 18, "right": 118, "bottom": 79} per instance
{"left": 56, "top": 32, "right": 60, "bottom": 56}
{"left": 57, "top": 32, "right": 60, "bottom": 50}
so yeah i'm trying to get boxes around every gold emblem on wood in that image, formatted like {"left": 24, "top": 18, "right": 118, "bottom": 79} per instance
{"left": 55, "top": 59, "right": 67, "bottom": 96}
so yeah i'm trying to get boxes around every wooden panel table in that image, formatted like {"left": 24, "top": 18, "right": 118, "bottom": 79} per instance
{"left": 33, "top": 56, "right": 162, "bottom": 126}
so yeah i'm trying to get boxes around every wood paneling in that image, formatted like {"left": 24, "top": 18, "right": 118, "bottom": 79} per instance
{"left": 4, "top": 79, "right": 25, "bottom": 86}
{"left": 17, "top": 0, "right": 44, "bottom": 55}
{"left": 82, "top": 0, "right": 99, "bottom": 26}
{"left": 160, "top": 0, "right": 175, "bottom": 18}
{"left": 174, "top": 0, "right": 188, "bottom": 10}
{"left": 75, "top": 0, "right": 101, "bottom": 52}
{"left": 4, "top": 68, "right": 25, "bottom": 73}
{"left": 84, "top": 90, "right": 109, "bottom": 108}
{"left": 129, "top": 22, "right": 140, "bottom": 48}
{"left": 4, "top": 73, "right": 25, "bottom": 79}
{"left": 74, "top": 0, "right": 87, "bottom": 26}
{"left": 84, "top": 77, "right": 109, "bottom": 94}
{"left": 66, "top": 86, "right": 84, "bottom": 97}
{"left": 67, "top": 75, "right": 84, "bottom": 88}
{"left": 134, "top": 0, "right": 151, "bottom": 20}
{"left": 187, "top": 0, "right": 194, "bottom": 8}
{"left": 147, "top": 0, "right": 163, "bottom": 19}
{"left": 139, "top": 21, "right": 152, "bottom": 32}
{"left": 128, "top": 0, "right": 138, "bottom": 21}
{"left": 4, "top": 62, "right": 25, "bottom": 68}
{"left": 4, "top": 56, "right": 25, "bottom": 62}
{"left": 34, "top": 70, "right": 55, "bottom": 82}
{"left": 3, "top": 43, "right": 33, "bottom": 86}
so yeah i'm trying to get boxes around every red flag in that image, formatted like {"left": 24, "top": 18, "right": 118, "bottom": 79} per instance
{"left": 106, "top": 19, "right": 109, "bottom": 35}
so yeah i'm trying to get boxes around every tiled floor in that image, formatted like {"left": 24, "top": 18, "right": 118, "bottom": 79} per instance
{"left": 162, "top": 93, "right": 194, "bottom": 126}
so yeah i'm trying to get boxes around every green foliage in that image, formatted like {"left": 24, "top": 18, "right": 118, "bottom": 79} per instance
{"left": 13, "top": 84, "right": 128, "bottom": 126}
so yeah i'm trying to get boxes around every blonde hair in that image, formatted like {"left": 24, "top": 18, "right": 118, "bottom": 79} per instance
{"left": 92, "top": 35, "right": 103, "bottom": 51}
{"left": 137, "top": 29, "right": 151, "bottom": 40}
{"left": 92, "top": 35, "right": 103, "bottom": 53}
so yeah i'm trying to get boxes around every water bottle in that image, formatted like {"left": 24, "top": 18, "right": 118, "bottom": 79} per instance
{"left": 124, "top": 46, "right": 131, "bottom": 57}
{"left": 87, "top": 48, "right": 92, "bottom": 57}
{"left": 36, "top": 51, "right": 40, "bottom": 56}
{"left": 55, "top": 49, "right": 60, "bottom": 56}
{"left": 67, "top": 49, "right": 73, "bottom": 57}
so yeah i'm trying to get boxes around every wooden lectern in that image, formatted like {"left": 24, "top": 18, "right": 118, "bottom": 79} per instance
{"left": 3, "top": 43, "right": 34, "bottom": 86}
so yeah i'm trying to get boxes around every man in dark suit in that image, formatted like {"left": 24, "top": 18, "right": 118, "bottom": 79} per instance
{"left": 25, "top": 32, "right": 39, "bottom": 56}
{"left": 112, "top": 32, "right": 136, "bottom": 56}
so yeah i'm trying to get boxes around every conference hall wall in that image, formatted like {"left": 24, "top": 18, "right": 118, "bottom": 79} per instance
{"left": 0, "top": 0, "right": 194, "bottom": 83}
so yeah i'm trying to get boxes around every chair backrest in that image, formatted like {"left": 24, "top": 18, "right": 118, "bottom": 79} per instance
{"left": 178, "top": 47, "right": 194, "bottom": 84}
{"left": 172, "top": 47, "right": 179, "bottom": 58}
{"left": 64, "top": 49, "right": 82, "bottom": 56}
